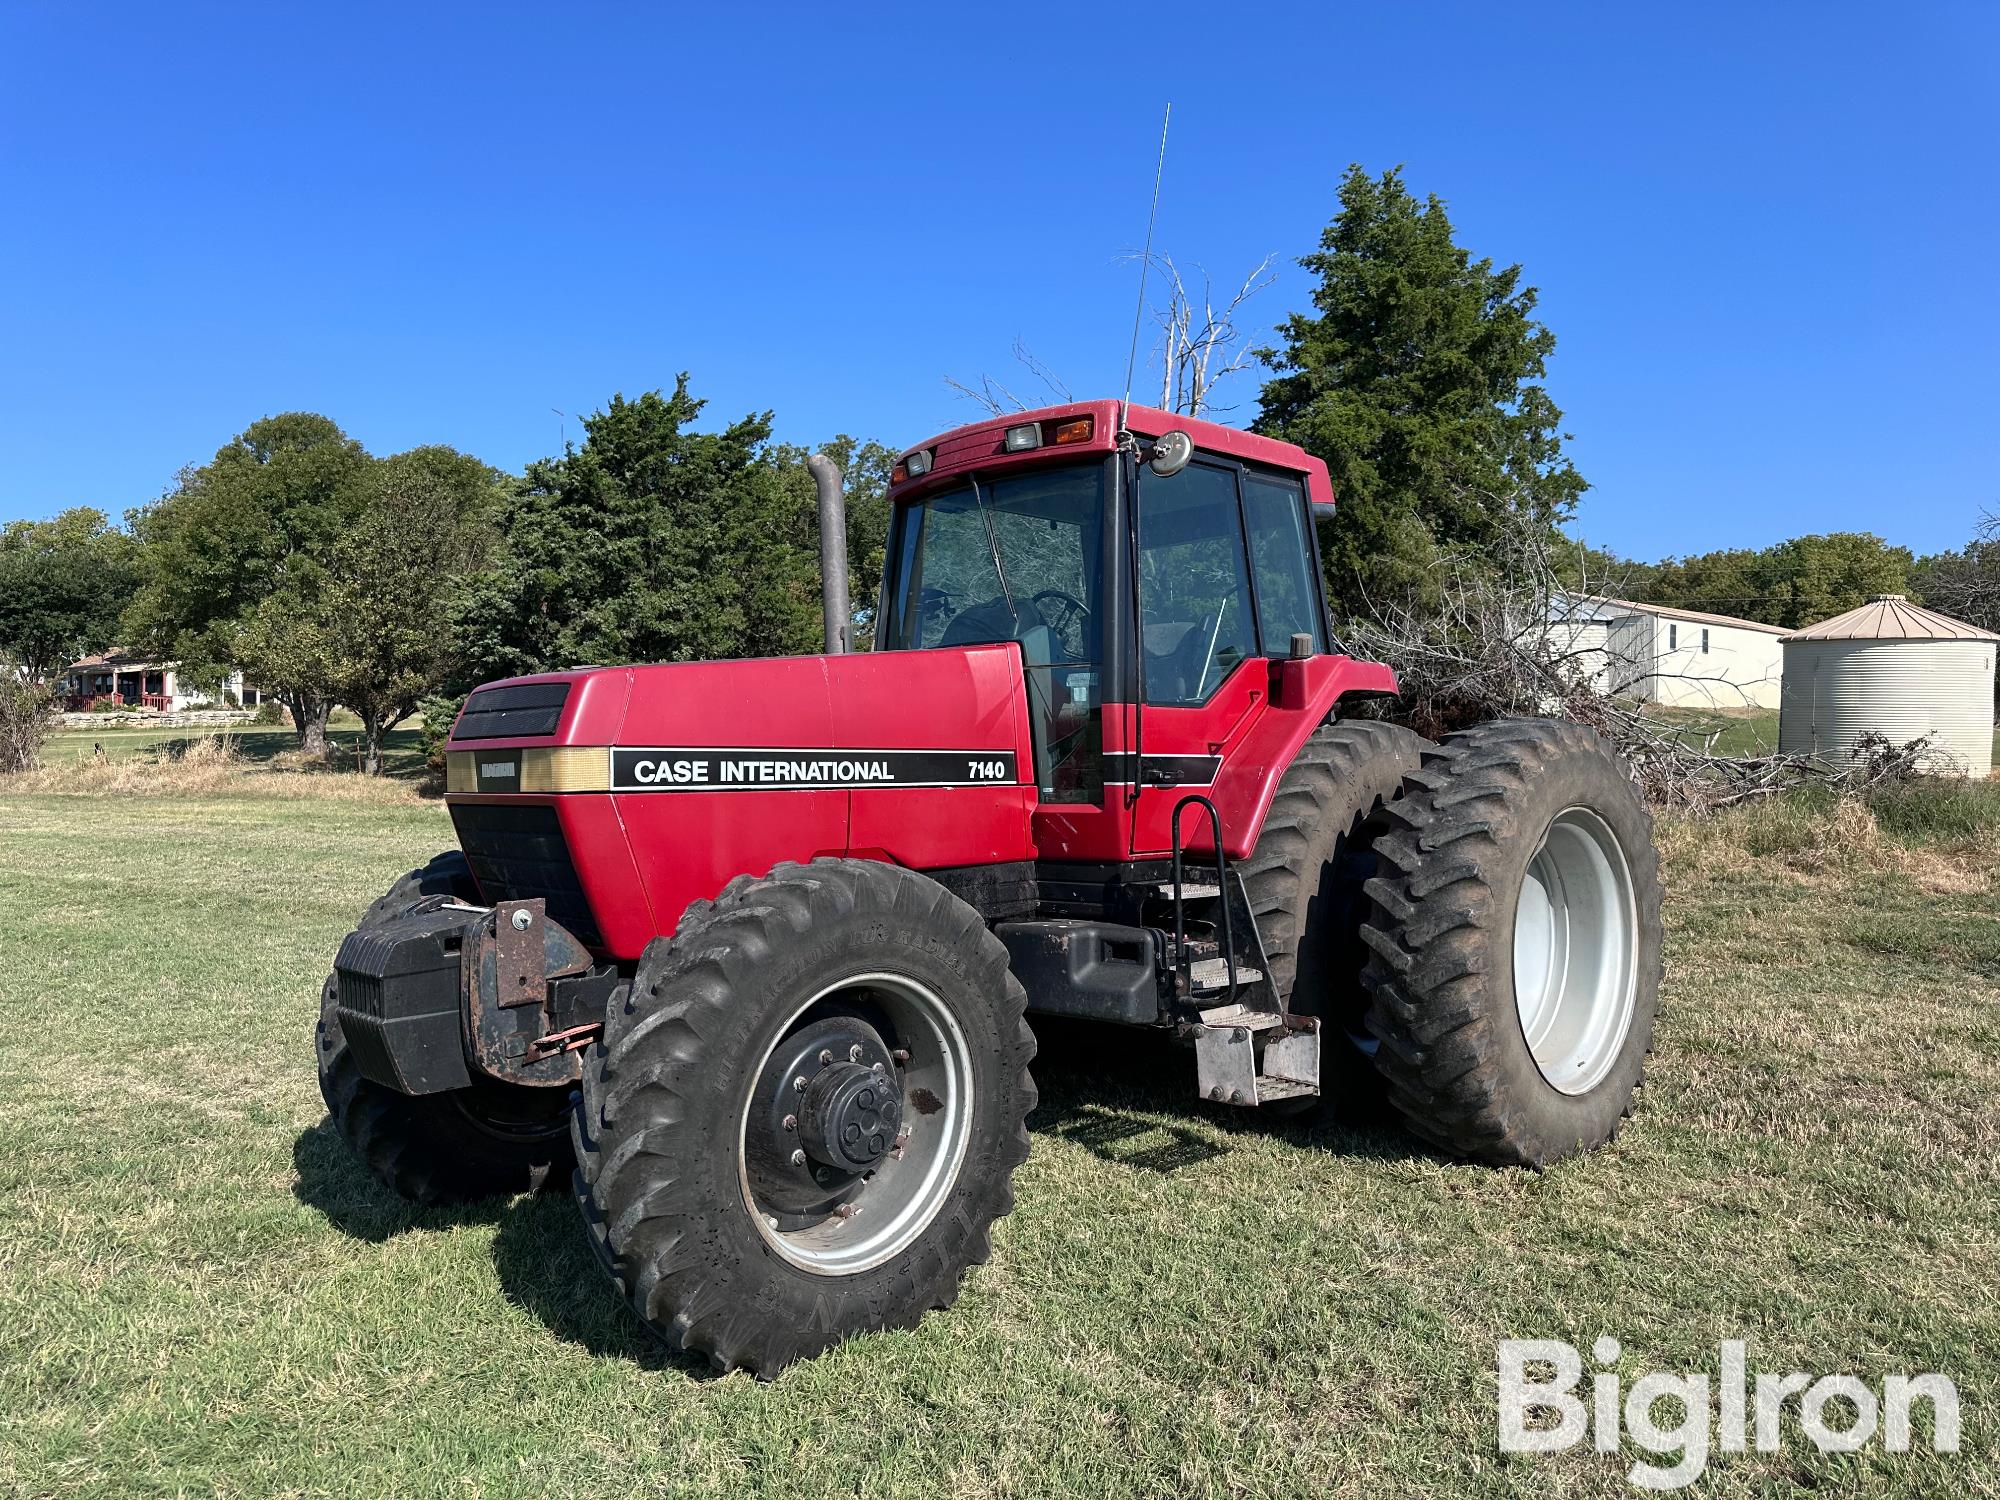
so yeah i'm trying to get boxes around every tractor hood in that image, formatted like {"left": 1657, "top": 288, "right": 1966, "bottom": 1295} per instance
{"left": 443, "top": 646, "right": 1035, "bottom": 796}
{"left": 440, "top": 647, "right": 1040, "bottom": 960}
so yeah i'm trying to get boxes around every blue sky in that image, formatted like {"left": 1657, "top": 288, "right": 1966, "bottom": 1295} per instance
{"left": 2, "top": 2, "right": 1994, "bottom": 560}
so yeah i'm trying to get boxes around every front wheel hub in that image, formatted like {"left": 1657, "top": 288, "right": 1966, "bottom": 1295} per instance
{"left": 801, "top": 1062, "right": 901, "bottom": 1170}
{"left": 742, "top": 1014, "right": 897, "bottom": 1217}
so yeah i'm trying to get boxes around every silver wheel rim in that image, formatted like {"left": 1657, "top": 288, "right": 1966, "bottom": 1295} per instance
{"left": 739, "top": 971, "right": 973, "bottom": 1275}
{"left": 1512, "top": 807, "right": 1638, "bottom": 1096}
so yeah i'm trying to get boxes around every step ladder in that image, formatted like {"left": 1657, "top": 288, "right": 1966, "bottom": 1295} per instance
{"left": 1167, "top": 794, "right": 1321, "bottom": 1109}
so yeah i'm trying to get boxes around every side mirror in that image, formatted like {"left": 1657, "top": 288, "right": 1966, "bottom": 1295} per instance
{"left": 1146, "top": 430, "right": 1193, "bottom": 477}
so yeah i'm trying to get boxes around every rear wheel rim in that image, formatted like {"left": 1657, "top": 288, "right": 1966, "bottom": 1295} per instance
{"left": 1512, "top": 807, "right": 1638, "bottom": 1096}
{"left": 739, "top": 971, "right": 973, "bottom": 1275}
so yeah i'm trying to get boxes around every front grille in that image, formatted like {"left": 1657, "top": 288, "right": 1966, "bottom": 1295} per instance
{"left": 449, "top": 802, "right": 602, "bottom": 945}
{"left": 454, "top": 681, "right": 571, "bottom": 740}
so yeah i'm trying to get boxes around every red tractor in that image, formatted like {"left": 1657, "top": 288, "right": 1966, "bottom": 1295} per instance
{"left": 318, "top": 400, "right": 1663, "bottom": 1374}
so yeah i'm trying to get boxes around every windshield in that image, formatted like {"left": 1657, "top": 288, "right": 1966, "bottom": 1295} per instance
{"left": 882, "top": 462, "right": 1107, "bottom": 802}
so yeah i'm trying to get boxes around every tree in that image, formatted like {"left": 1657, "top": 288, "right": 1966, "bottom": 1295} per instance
{"left": 1636, "top": 547, "right": 1767, "bottom": 620}
{"left": 1138, "top": 253, "right": 1278, "bottom": 418}
{"left": 125, "top": 413, "right": 369, "bottom": 751}
{"left": 0, "top": 508, "right": 138, "bottom": 683}
{"left": 1640, "top": 532, "right": 1913, "bottom": 628}
{"left": 1256, "top": 165, "right": 1586, "bottom": 616}
{"left": 453, "top": 379, "right": 832, "bottom": 690}
{"left": 1912, "top": 513, "right": 2000, "bottom": 635}
{"left": 320, "top": 446, "right": 504, "bottom": 772}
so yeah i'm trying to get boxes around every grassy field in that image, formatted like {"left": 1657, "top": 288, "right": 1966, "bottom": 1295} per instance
{"left": 1, "top": 774, "right": 1996, "bottom": 1496}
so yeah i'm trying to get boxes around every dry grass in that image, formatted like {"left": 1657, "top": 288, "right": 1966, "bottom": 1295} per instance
{"left": 1658, "top": 781, "right": 2000, "bottom": 895}
{"left": 1, "top": 732, "right": 427, "bottom": 802}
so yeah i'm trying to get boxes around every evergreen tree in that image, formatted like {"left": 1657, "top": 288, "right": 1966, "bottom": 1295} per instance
{"left": 1257, "top": 165, "right": 1585, "bottom": 614}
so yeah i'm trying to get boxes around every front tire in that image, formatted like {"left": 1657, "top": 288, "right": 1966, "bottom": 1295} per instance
{"left": 314, "top": 851, "right": 572, "bottom": 1204}
{"left": 1359, "top": 719, "right": 1663, "bottom": 1167}
{"left": 571, "top": 859, "right": 1035, "bottom": 1376}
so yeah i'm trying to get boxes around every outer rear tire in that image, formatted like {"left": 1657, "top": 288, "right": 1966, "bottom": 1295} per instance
{"left": 570, "top": 859, "right": 1036, "bottom": 1376}
{"left": 1238, "top": 720, "right": 1432, "bottom": 1112}
{"left": 1359, "top": 719, "right": 1663, "bottom": 1167}
{"left": 314, "top": 851, "right": 572, "bottom": 1204}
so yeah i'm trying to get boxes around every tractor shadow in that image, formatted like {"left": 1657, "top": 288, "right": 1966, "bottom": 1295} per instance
{"left": 294, "top": 1118, "right": 711, "bottom": 1375}
{"left": 1025, "top": 1016, "right": 1422, "bottom": 1173}
{"left": 488, "top": 1194, "right": 716, "bottom": 1377}
{"left": 292, "top": 1119, "right": 509, "bottom": 1242}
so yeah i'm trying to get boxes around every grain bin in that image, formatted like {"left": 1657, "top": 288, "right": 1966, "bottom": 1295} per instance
{"left": 1779, "top": 595, "right": 1998, "bottom": 775}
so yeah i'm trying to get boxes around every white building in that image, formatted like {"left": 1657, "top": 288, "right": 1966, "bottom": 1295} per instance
{"left": 1557, "top": 596, "right": 1786, "bottom": 710}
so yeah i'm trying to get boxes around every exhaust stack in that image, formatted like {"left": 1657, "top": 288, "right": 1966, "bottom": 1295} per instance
{"left": 808, "top": 453, "right": 850, "bottom": 653}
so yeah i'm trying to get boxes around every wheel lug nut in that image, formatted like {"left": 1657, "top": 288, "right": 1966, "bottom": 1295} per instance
{"left": 848, "top": 1044, "right": 863, "bottom": 1061}
{"left": 783, "top": 1113, "right": 797, "bottom": 1132}
{"left": 793, "top": 1075, "right": 808, "bottom": 1092}
{"left": 790, "top": 1148, "right": 806, "bottom": 1167}
{"left": 819, "top": 1049, "right": 834, "bottom": 1066}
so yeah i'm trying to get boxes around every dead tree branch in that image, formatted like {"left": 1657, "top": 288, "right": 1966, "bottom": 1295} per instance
{"left": 1122, "top": 252, "right": 1277, "bottom": 418}
{"left": 1347, "top": 510, "right": 1938, "bottom": 813}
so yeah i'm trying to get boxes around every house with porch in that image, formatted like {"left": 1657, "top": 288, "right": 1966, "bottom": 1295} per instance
{"left": 60, "top": 650, "right": 266, "bottom": 712}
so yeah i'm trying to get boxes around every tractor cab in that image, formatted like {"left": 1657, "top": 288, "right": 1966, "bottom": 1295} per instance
{"left": 881, "top": 400, "right": 1389, "bottom": 865}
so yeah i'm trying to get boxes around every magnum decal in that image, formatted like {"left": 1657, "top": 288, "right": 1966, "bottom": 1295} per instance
{"left": 608, "top": 748, "right": 1019, "bottom": 792}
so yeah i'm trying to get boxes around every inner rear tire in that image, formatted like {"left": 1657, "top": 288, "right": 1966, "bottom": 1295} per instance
{"left": 1359, "top": 719, "right": 1663, "bottom": 1167}
{"left": 1238, "top": 720, "right": 1432, "bottom": 1114}
{"left": 570, "top": 859, "right": 1035, "bottom": 1377}
{"left": 314, "top": 851, "right": 572, "bottom": 1204}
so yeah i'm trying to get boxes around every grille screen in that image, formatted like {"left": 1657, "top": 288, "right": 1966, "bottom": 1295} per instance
{"left": 449, "top": 802, "right": 602, "bottom": 945}
{"left": 454, "top": 681, "right": 571, "bottom": 740}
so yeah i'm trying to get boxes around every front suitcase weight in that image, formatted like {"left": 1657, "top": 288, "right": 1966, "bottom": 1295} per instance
{"left": 333, "top": 908, "right": 480, "bottom": 1095}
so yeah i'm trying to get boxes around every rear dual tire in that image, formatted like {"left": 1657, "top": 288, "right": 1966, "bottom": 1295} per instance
{"left": 1360, "top": 718, "right": 1664, "bottom": 1167}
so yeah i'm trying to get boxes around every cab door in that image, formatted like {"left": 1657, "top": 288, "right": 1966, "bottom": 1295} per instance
{"left": 1127, "top": 456, "right": 1331, "bottom": 858}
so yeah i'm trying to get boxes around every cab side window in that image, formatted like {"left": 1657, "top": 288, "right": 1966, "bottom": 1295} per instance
{"left": 1137, "top": 462, "right": 1259, "bottom": 705}
{"left": 1241, "top": 471, "right": 1328, "bottom": 655}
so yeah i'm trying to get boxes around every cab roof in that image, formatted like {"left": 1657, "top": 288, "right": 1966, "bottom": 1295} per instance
{"left": 887, "top": 399, "right": 1335, "bottom": 510}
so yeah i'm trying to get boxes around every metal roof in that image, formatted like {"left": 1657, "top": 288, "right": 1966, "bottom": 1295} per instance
{"left": 1569, "top": 595, "right": 1789, "bottom": 635}
{"left": 1782, "top": 595, "right": 2000, "bottom": 643}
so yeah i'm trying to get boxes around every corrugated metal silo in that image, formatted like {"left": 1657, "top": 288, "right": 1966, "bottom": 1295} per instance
{"left": 1778, "top": 595, "right": 1998, "bottom": 776}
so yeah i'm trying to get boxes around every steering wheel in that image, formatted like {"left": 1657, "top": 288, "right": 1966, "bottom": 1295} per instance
{"left": 1029, "top": 588, "right": 1090, "bottom": 646}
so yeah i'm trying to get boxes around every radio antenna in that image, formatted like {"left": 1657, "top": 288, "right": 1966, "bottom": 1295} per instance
{"left": 1120, "top": 102, "right": 1171, "bottom": 433}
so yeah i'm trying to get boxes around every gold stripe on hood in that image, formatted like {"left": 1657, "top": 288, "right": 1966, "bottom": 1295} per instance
{"left": 445, "top": 747, "right": 611, "bottom": 793}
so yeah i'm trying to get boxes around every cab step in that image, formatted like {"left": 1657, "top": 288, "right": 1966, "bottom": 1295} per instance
{"left": 1192, "top": 1002, "right": 1320, "bottom": 1107}
{"left": 1188, "top": 956, "right": 1263, "bottom": 991}
{"left": 1149, "top": 880, "right": 1221, "bottom": 901}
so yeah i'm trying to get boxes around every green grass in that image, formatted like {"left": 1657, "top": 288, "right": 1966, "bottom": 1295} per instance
{"left": 0, "top": 786, "right": 1995, "bottom": 1496}
{"left": 1643, "top": 705, "right": 2000, "bottom": 766}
